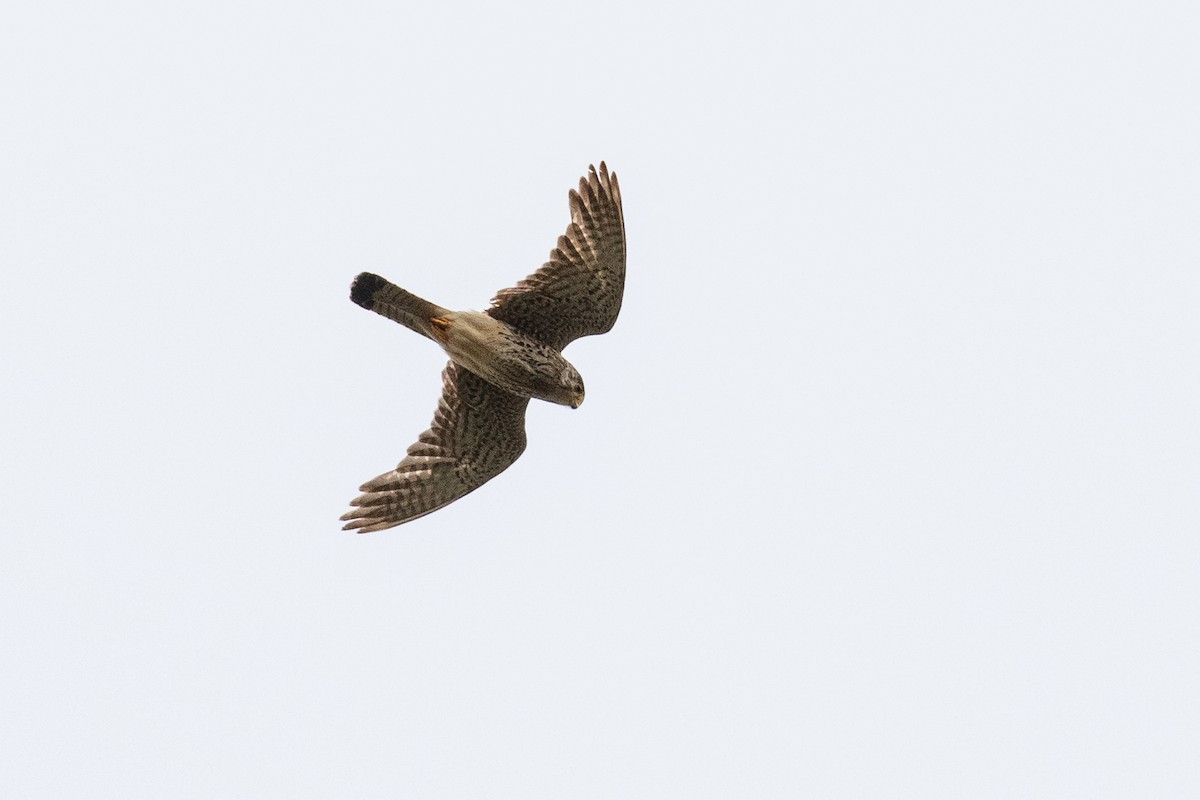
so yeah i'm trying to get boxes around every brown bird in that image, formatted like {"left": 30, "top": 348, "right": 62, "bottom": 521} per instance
{"left": 341, "top": 163, "right": 626, "bottom": 532}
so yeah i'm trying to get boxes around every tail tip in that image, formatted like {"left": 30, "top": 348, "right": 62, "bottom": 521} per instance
{"left": 350, "top": 272, "right": 386, "bottom": 309}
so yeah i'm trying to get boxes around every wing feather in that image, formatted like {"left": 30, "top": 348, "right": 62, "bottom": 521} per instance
{"left": 487, "top": 162, "right": 626, "bottom": 351}
{"left": 340, "top": 362, "right": 530, "bottom": 532}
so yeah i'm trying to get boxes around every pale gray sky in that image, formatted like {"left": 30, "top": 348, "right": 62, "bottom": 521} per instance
{"left": 2, "top": 1, "right": 1197, "bottom": 797}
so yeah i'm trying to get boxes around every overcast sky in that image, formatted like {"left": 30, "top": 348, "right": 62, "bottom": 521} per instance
{"left": 2, "top": 1, "right": 1197, "bottom": 797}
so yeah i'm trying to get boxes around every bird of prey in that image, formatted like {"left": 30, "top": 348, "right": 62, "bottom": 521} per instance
{"left": 341, "top": 163, "right": 626, "bottom": 532}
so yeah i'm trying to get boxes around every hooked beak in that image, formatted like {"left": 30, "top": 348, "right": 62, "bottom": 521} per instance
{"left": 570, "top": 391, "right": 584, "bottom": 409}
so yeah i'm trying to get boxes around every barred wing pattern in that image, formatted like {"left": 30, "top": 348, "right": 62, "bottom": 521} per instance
{"left": 488, "top": 162, "right": 625, "bottom": 351}
{"left": 340, "top": 362, "right": 530, "bottom": 532}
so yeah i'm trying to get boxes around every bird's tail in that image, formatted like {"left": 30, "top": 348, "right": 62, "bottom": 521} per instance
{"left": 349, "top": 272, "right": 450, "bottom": 341}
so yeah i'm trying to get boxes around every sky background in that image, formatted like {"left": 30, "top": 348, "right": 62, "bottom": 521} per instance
{"left": 2, "top": 1, "right": 1198, "bottom": 797}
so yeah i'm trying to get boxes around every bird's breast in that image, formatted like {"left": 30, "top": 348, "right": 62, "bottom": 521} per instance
{"left": 437, "top": 312, "right": 565, "bottom": 402}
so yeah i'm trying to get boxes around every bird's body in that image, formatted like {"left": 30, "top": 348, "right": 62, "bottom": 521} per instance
{"left": 341, "top": 162, "right": 625, "bottom": 532}
{"left": 430, "top": 309, "right": 585, "bottom": 409}
{"left": 349, "top": 275, "right": 586, "bottom": 407}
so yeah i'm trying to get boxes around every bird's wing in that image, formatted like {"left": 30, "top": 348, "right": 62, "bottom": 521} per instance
{"left": 487, "top": 162, "right": 626, "bottom": 351}
{"left": 341, "top": 362, "right": 530, "bottom": 532}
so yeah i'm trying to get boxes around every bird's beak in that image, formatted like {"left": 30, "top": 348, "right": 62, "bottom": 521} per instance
{"left": 570, "top": 392, "right": 584, "bottom": 409}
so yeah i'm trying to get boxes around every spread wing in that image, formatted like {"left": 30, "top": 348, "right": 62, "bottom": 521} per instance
{"left": 487, "top": 162, "right": 626, "bottom": 351}
{"left": 341, "top": 362, "right": 530, "bottom": 533}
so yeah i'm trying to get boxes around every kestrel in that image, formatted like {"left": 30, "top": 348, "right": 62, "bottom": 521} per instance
{"left": 341, "top": 162, "right": 626, "bottom": 532}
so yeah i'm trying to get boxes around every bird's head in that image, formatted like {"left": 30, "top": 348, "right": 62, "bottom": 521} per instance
{"left": 561, "top": 365, "right": 585, "bottom": 409}
{"left": 526, "top": 351, "right": 585, "bottom": 409}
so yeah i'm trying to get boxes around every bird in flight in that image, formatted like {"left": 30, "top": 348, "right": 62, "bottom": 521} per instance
{"left": 341, "top": 163, "right": 626, "bottom": 532}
